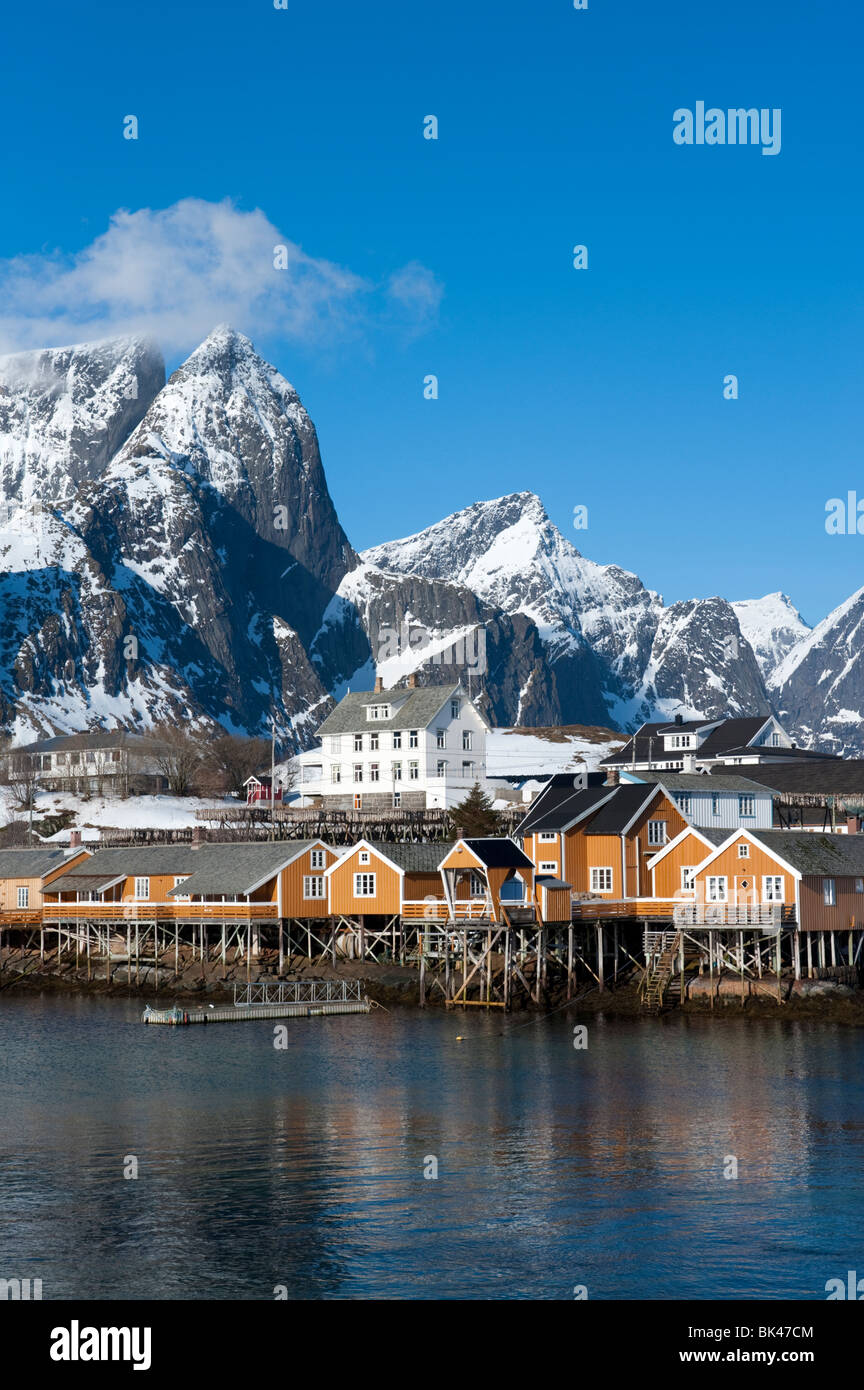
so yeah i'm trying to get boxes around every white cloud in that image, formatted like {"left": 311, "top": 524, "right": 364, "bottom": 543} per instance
{"left": 0, "top": 198, "right": 441, "bottom": 354}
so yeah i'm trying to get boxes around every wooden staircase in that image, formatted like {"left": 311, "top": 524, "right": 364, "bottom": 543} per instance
{"left": 640, "top": 931, "right": 702, "bottom": 1014}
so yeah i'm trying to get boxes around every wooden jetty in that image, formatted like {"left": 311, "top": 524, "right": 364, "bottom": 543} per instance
{"left": 142, "top": 979, "right": 370, "bottom": 1025}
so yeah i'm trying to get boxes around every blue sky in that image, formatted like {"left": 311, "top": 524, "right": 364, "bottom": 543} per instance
{"left": 1, "top": 0, "right": 861, "bottom": 627}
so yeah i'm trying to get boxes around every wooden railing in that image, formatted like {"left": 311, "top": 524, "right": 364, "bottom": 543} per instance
{"left": 402, "top": 900, "right": 489, "bottom": 921}
{"left": 673, "top": 903, "right": 796, "bottom": 927}
{"left": 41, "top": 901, "right": 279, "bottom": 922}
{"left": 570, "top": 898, "right": 679, "bottom": 920}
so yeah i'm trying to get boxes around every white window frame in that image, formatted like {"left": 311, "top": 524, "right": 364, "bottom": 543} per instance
{"left": 538, "top": 832, "right": 557, "bottom": 843}
{"left": 354, "top": 734, "right": 363, "bottom": 752}
{"left": 450, "top": 699, "right": 459, "bottom": 719}
{"left": 353, "top": 763, "right": 363, "bottom": 783}
{"left": 173, "top": 875, "right": 190, "bottom": 902}
{"left": 17, "top": 886, "right": 29, "bottom": 909}
{"left": 737, "top": 843, "right": 750, "bottom": 859}
{"left": 711, "top": 794, "right": 720, "bottom": 815}
{"left": 681, "top": 867, "right": 695, "bottom": 891}
{"left": 310, "top": 849, "right": 326, "bottom": 870}
{"left": 409, "top": 762, "right": 419, "bottom": 780}
{"left": 707, "top": 876, "right": 728, "bottom": 902}
{"left": 392, "top": 731, "right": 402, "bottom": 750}
{"left": 739, "top": 795, "right": 756, "bottom": 818}
{"left": 331, "top": 764, "right": 342, "bottom": 784}
{"left": 353, "top": 872, "right": 376, "bottom": 898}
{"left": 392, "top": 791, "right": 401, "bottom": 808}
{"left": 303, "top": 875, "right": 325, "bottom": 900}
{"left": 590, "top": 866, "right": 613, "bottom": 894}
{"left": 392, "top": 761, "right": 402, "bottom": 781}
{"left": 409, "top": 730, "right": 418, "bottom": 748}
{"left": 436, "top": 728, "right": 446, "bottom": 749}
{"left": 134, "top": 877, "right": 150, "bottom": 901}
{"left": 647, "top": 820, "right": 667, "bottom": 846}
{"left": 359, "top": 850, "right": 370, "bottom": 865}
{"left": 538, "top": 861, "right": 558, "bottom": 874}
{"left": 462, "top": 730, "right": 472, "bottom": 751}
{"left": 369, "top": 763, "right": 380, "bottom": 782}
{"left": 823, "top": 878, "right": 836, "bottom": 907}
{"left": 676, "top": 794, "right": 692, "bottom": 815}
{"left": 762, "top": 876, "right": 784, "bottom": 903}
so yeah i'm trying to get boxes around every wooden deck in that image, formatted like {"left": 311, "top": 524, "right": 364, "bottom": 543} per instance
{"left": 41, "top": 901, "right": 279, "bottom": 922}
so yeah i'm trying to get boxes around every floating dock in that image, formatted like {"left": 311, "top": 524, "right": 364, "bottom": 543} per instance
{"left": 142, "top": 979, "right": 370, "bottom": 1025}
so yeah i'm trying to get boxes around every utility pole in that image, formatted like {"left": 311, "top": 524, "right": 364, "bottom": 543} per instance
{"left": 270, "top": 717, "right": 276, "bottom": 842}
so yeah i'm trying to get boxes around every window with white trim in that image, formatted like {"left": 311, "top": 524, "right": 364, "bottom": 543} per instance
{"left": 450, "top": 699, "right": 460, "bottom": 719}
{"left": 392, "top": 761, "right": 402, "bottom": 781}
{"left": 462, "top": 761, "right": 474, "bottom": 778}
{"left": 675, "top": 794, "right": 692, "bottom": 815}
{"left": 303, "top": 875, "right": 325, "bottom": 899}
{"left": 711, "top": 794, "right": 720, "bottom": 815}
{"left": 353, "top": 794, "right": 362, "bottom": 810}
{"left": 331, "top": 765, "right": 342, "bottom": 783}
{"left": 359, "top": 851, "right": 370, "bottom": 865}
{"left": 369, "top": 732, "right": 379, "bottom": 751}
{"left": 134, "top": 877, "right": 150, "bottom": 900}
{"left": 392, "top": 791, "right": 401, "bottom": 808}
{"left": 366, "top": 704, "right": 391, "bottom": 721}
{"left": 462, "top": 730, "right": 472, "bottom": 751}
{"left": 707, "top": 876, "right": 728, "bottom": 902}
{"left": 538, "top": 861, "right": 558, "bottom": 874}
{"left": 681, "top": 867, "right": 695, "bottom": 891}
{"left": 647, "top": 820, "right": 667, "bottom": 846}
{"left": 737, "top": 843, "right": 750, "bottom": 859}
{"left": 353, "top": 872, "right": 376, "bottom": 897}
{"left": 353, "top": 763, "right": 363, "bottom": 782}
{"left": 409, "top": 730, "right": 418, "bottom": 748}
{"left": 538, "top": 832, "right": 557, "bottom": 843}
{"left": 762, "top": 876, "right": 784, "bottom": 902}
{"left": 437, "top": 760, "right": 447, "bottom": 777}
{"left": 17, "top": 886, "right": 29, "bottom": 908}
{"left": 823, "top": 878, "right": 836, "bottom": 907}
{"left": 408, "top": 761, "right": 419, "bottom": 780}
{"left": 590, "top": 867, "right": 613, "bottom": 893}
{"left": 392, "top": 731, "right": 402, "bottom": 750}
{"left": 436, "top": 728, "right": 446, "bottom": 749}
{"left": 354, "top": 734, "right": 363, "bottom": 752}
{"left": 369, "top": 763, "right": 380, "bottom": 782}
{"left": 310, "top": 849, "right": 326, "bottom": 870}
{"left": 738, "top": 795, "right": 756, "bottom": 817}
{"left": 173, "top": 875, "right": 190, "bottom": 902}
{"left": 469, "top": 873, "right": 484, "bottom": 896}
{"left": 856, "top": 878, "right": 864, "bottom": 894}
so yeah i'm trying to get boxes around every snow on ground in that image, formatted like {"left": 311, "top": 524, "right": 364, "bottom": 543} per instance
{"left": 486, "top": 726, "right": 626, "bottom": 777}
{"left": 0, "top": 787, "right": 240, "bottom": 837}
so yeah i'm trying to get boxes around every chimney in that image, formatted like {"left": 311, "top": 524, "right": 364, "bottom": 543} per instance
{"left": 374, "top": 675, "right": 383, "bottom": 693}
{"left": 69, "top": 830, "right": 82, "bottom": 850}
{"left": 674, "top": 713, "right": 684, "bottom": 726}
{"left": 407, "top": 672, "right": 418, "bottom": 688}
{"left": 606, "top": 768, "right": 620, "bottom": 786}
{"left": 847, "top": 815, "right": 861, "bottom": 835}
{"left": 192, "top": 825, "right": 203, "bottom": 848}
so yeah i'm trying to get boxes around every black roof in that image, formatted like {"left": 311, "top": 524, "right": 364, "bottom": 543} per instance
{"left": 516, "top": 779, "right": 614, "bottom": 834}
{"left": 687, "top": 717, "right": 770, "bottom": 757}
{"left": 720, "top": 761, "right": 864, "bottom": 797}
{"left": 584, "top": 784, "right": 662, "bottom": 835}
{"left": 461, "top": 838, "right": 534, "bottom": 869}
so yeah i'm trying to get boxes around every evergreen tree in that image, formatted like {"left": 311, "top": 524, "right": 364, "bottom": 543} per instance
{"left": 449, "top": 782, "right": 502, "bottom": 838}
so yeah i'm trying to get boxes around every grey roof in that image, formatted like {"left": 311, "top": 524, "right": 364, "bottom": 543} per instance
{"left": 748, "top": 830, "right": 864, "bottom": 877}
{"left": 584, "top": 784, "right": 662, "bottom": 835}
{"left": 12, "top": 731, "right": 167, "bottom": 755}
{"left": 535, "top": 876, "right": 572, "bottom": 890}
{"left": 0, "top": 848, "right": 71, "bottom": 879}
{"left": 316, "top": 684, "right": 462, "bottom": 737}
{"left": 639, "top": 772, "right": 775, "bottom": 795}
{"left": 167, "top": 842, "right": 322, "bottom": 897}
{"left": 47, "top": 872, "right": 123, "bottom": 894}
{"left": 516, "top": 779, "right": 614, "bottom": 834}
{"left": 601, "top": 716, "right": 775, "bottom": 767}
{"left": 57, "top": 846, "right": 214, "bottom": 878}
{"left": 367, "top": 841, "right": 447, "bottom": 873}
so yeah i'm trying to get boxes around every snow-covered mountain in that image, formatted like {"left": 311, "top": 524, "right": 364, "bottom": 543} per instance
{"left": 731, "top": 593, "right": 811, "bottom": 679}
{"left": 0, "top": 326, "right": 857, "bottom": 751}
{"left": 768, "top": 587, "right": 864, "bottom": 755}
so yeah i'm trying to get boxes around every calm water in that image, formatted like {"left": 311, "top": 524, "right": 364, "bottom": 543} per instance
{"left": 1, "top": 993, "right": 863, "bottom": 1300}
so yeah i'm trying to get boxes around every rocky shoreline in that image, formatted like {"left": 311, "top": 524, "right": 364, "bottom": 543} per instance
{"left": 3, "top": 945, "right": 864, "bottom": 1023}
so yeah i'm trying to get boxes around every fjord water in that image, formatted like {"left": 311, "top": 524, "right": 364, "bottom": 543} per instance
{"left": 1, "top": 994, "right": 862, "bottom": 1300}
